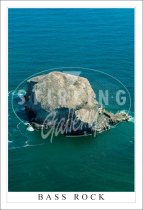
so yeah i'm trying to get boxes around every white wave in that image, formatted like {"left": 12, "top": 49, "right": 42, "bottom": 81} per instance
{"left": 8, "top": 142, "right": 45, "bottom": 150}
{"left": 128, "top": 116, "right": 134, "bottom": 123}
{"left": 8, "top": 140, "right": 13, "bottom": 144}
{"left": 26, "top": 125, "right": 34, "bottom": 132}
{"left": 119, "top": 110, "right": 134, "bottom": 123}
{"left": 24, "top": 122, "right": 30, "bottom": 126}
{"left": 23, "top": 123, "right": 35, "bottom": 131}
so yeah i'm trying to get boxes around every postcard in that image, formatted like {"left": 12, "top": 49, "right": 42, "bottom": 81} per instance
{"left": 0, "top": 1, "right": 142, "bottom": 209}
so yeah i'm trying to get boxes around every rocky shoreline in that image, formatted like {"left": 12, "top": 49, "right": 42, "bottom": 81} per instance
{"left": 20, "top": 71, "right": 129, "bottom": 136}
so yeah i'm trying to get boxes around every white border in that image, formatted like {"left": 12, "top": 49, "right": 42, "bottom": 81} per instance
{"left": 1, "top": 1, "right": 142, "bottom": 209}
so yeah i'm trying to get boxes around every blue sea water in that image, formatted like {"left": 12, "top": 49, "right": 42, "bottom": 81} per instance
{"left": 8, "top": 9, "right": 134, "bottom": 192}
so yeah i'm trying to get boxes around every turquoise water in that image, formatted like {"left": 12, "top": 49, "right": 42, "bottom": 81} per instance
{"left": 8, "top": 9, "right": 134, "bottom": 192}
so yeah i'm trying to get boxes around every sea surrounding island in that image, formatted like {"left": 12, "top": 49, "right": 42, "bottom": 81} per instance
{"left": 8, "top": 8, "right": 134, "bottom": 192}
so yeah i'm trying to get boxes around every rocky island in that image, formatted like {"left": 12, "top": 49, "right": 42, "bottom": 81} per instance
{"left": 22, "top": 71, "right": 129, "bottom": 136}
